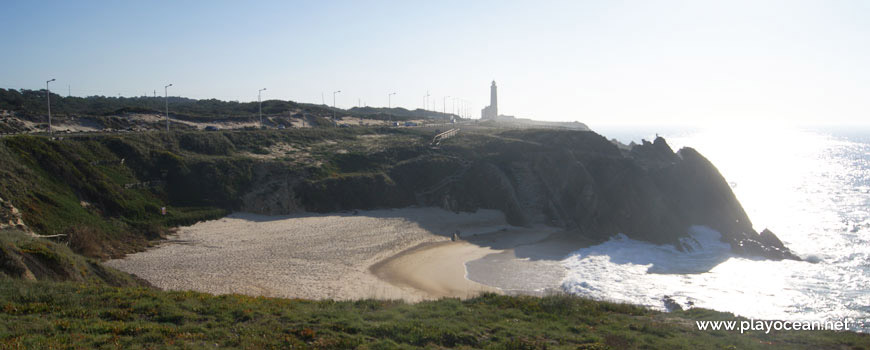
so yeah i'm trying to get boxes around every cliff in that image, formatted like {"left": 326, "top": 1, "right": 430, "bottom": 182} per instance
{"left": 448, "top": 131, "right": 799, "bottom": 259}
{"left": 0, "top": 128, "right": 797, "bottom": 260}
{"left": 283, "top": 129, "right": 798, "bottom": 260}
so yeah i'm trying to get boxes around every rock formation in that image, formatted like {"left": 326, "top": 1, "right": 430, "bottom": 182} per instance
{"left": 296, "top": 129, "right": 797, "bottom": 260}
{"left": 196, "top": 129, "right": 799, "bottom": 260}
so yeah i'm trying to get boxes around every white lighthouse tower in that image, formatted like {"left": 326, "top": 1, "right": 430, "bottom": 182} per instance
{"left": 481, "top": 80, "right": 498, "bottom": 120}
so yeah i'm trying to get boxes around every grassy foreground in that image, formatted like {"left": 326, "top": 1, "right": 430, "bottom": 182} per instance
{"left": 0, "top": 279, "right": 866, "bottom": 350}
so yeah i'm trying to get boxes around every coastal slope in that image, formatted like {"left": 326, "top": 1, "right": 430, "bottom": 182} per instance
{"left": 0, "top": 127, "right": 796, "bottom": 264}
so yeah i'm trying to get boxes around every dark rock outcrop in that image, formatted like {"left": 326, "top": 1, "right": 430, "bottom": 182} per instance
{"left": 420, "top": 130, "right": 799, "bottom": 260}
{"left": 239, "top": 129, "right": 797, "bottom": 260}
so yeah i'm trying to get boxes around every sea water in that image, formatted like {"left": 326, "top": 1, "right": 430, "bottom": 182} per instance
{"left": 561, "top": 125, "right": 870, "bottom": 332}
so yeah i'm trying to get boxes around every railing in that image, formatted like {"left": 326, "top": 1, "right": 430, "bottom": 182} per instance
{"left": 431, "top": 128, "right": 459, "bottom": 146}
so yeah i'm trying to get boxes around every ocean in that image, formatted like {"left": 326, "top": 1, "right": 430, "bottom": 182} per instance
{"left": 561, "top": 125, "right": 870, "bottom": 332}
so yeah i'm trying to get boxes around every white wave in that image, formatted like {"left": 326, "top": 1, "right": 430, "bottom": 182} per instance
{"left": 581, "top": 127, "right": 870, "bottom": 331}
{"left": 561, "top": 226, "right": 732, "bottom": 308}
{"left": 560, "top": 227, "right": 868, "bottom": 328}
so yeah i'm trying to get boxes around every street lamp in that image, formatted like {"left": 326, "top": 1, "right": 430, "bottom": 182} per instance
{"left": 443, "top": 95, "right": 449, "bottom": 114}
{"left": 424, "top": 91, "right": 430, "bottom": 111}
{"left": 46, "top": 78, "right": 55, "bottom": 136}
{"left": 333, "top": 90, "right": 341, "bottom": 124}
{"left": 164, "top": 84, "right": 173, "bottom": 131}
{"left": 258, "top": 88, "right": 267, "bottom": 128}
{"left": 388, "top": 92, "right": 397, "bottom": 124}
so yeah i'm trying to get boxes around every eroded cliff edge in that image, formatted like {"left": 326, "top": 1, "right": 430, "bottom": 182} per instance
{"left": 289, "top": 129, "right": 799, "bottom": 260}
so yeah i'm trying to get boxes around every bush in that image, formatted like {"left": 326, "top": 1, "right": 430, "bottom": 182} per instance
{"left": 66, "top": 225, "right": 107, "bottom": 259}
{"left": 178, "top": 132, "right": 234, "bottom": 155}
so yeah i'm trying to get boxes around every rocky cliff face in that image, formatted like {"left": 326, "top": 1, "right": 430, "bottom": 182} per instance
{"left": 435, "top": 130, "right": 798, "bottom": 260}
{"left": 236, "top": 129, "right": 798, "bottom": 260}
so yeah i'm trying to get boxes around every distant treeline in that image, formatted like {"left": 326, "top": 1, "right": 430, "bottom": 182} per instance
{"left": 0, "top": 88, "right": 457, "bottom": 122}
{"left": 348, "top": 106, "right": 459, "bottom": 121}
{"left": 0, "top": 88, "right": 311, "bottom": 119}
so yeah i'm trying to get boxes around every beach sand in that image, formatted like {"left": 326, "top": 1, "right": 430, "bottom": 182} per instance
{"left": 370, "top": 241, "right": 500, "bottom": 299}
{"left": 106, "top": 207, "right": 580, "bottom": 301}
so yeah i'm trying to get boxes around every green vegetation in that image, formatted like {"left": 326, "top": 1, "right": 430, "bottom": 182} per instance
{"left": 0, "top": 133, "right": 230, "bottom": 257}
{"left": 0, "top": 88, "right": 320, "bottom": 121}
{"left": 0, "top": 229, "right": 141, "bottom": 286}
{"left": 0, "top": 128, "right": 432, "bottom": 258}
{"left": 0, "top": 279, "right": 864, "bottom": 349}
{"left": 0, "top": 88, "right": 456, "bottom": 124}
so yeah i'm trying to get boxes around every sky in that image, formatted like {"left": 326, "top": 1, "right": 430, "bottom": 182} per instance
{"left": 1, "top": 0, "right": 868, "bottom": 127}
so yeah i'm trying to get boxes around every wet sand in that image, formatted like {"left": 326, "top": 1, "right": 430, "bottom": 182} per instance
{"left": 369, "top": 226, "right": 566, "bottom": 298}
{"left": 370, "top": 241, "right": 499, "bottom": 298}
{"left": 465, "top": 233, "right": 595, "bottom": 295}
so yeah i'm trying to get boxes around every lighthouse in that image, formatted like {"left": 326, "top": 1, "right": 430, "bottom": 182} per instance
{"left": 481, "top": 80, "right": 498, "bottom": 120}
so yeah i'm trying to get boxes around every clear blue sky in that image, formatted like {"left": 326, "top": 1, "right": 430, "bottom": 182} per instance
{"left": 1, "top": 0, "right": 868, "bottom": 126}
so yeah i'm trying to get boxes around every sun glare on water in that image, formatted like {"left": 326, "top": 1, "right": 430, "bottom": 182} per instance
{"left": 562, "top": 125, "right": 870, "bottom": 330}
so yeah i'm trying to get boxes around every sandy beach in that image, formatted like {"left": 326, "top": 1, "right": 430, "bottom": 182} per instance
{"left": 106, "top": 207, "right": 576, "bottom": 301}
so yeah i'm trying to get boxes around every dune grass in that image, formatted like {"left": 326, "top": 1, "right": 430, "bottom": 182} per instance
{"left": 0, "top": 279, "right": 866, "bottom": 350}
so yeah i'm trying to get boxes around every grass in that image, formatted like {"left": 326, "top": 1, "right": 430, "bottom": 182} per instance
{"left": 0, "top": 279, "right": 866, "bottom": 350}
{"left": 0, "top": 230, "right": 141, "bottom": 286}
{"left": 0, "top": 135, "right": 233, "bottom": 258}
{"left": 0, "top": 128, "right": 428, "bottom": 258}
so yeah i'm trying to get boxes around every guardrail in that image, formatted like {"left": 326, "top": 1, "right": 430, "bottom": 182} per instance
{"left": 431, "top": 128, "right": 459, "bottom": 146}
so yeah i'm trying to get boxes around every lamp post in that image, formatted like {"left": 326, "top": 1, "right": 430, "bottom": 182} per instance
{"left": 388, "top": 92, "right": 396, "bottom": 109}
{"left": 258, "top": 88, "right": 267, "bottom": 128}
{"left": 332, "top": 90, "right": 341, "bottom": 124}
{"left": 388, "top": 92, "right": 396, "bottom": 124}
{"left": 387, "top": 92, "right": 396, "bottom": 124}
{"left": 424, "top": 91, "right": 430, "bottom": 110}
{"left": 46, "top": 78, "right": 55, "bottom": 136}
{"left": 443, "top": 95, "right": 449, "bottom": 114}
{"left": 164, "top": 84, "right": 172, "bottom": 131}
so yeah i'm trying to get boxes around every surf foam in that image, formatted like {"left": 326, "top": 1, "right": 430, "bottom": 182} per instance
{"left": 560, "top": 226, "right": 732, "bottom": 308}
